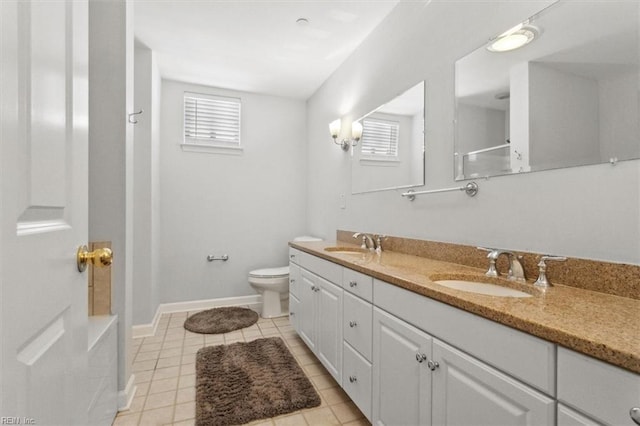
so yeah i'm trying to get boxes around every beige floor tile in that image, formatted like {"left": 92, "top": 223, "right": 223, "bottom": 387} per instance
{"left": 162, "top": 339, "right": 184, "bottom": 349}
{"left": 135, "top": 381, "right": 151, "bottom": 397}
{"left": 260, "top": 328, "right": 281, "bottom": 337}
{"left": 143, "top": 336, "right": 165, "bottom": 344}
{"left": 321, "top": 387, "right": 350, "bottom": 405}
{"left": 112, "top": 412, "right": 140, "bottom": 426}
{"left": 224, "top": 337, "right": 245, "bottom": 344}
{"left": 135, "top": 371, "right": 154, "bottom": 384}
{"left": 136, "top": 350, "right": 160, "bottom": 362}
{"left": 303, "top": 407, "right": 340, "bottom": 426}
{"left": 181, "top": 353, "right": 197, "bottom": 365}
{"left": 163, "top": 332, "right": 185, "bottom": 343}
{"left": 159, "top": 347, "right": 183, "bottom": 359}
{"left": 153, "top": 366, "right": 180, "bottom": 380}
{"left": 330, "top": 402, "right": 364, "bottom": 424}
{"left": 180, "top": 363, "right": 195, "bottom": 376}
{"left": 139, "top": 343, "right": 162, "bottom": 353}
{"left": 139, "top": 406, "right": 174, "bottom": 426}
{"left": 133, "top": 360, "right": 158, "bottom": 373}
{"left": 156, "top": 356, "right": 182, "bottom": 369}
{"left": 175, "top": 387, "right": 195, "bottom": 404}
{"left": 310, "top": 374, "right": 339, "bottom": 390}
{"left": 182, "top": 344, "right": 204, "bottom": 355}
{"left": 273, "top": 413, "right": 307, "bottom": 426}
{"left": 127, "top": 395, "right": 146, "bottom": 413}
{"left": 144, "top": 390, "right": 176, "bottom": 410}
{"left": 148, "top": 377, "right": 179, "bottom": 395}
{"left": 303, "top": 363, "right": 327, "bottom": 377}
{"left": 172, "top": 419, "right": 195, "bottom": 426}
{"left": 204, "top": 335, "right": 224, "bottom": 345}
{"left": 248, "top": 420, "right": 274, "bottom": 426}
{"left": 343, "top": 418, "right": 371, "bottom": 426}
{"left": 296, "top": 353, "right": 319, "bottom": 366}
{"left": 178, "top": 374, "right": 195, "bottom": 389}
{"left": 173, "top": 402, "right": 195, "bottom": 422}
{"left": 290, "top": 344, "right": 312, "bottom": 356}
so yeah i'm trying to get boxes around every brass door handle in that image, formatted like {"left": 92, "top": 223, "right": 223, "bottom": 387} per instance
{"left": 77, "top": 245, "right": 113, "bottom": 272}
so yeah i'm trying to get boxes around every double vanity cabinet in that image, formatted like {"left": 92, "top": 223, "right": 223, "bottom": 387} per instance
{"left": 288, "top": 245, "right": 640, "bottom": 426}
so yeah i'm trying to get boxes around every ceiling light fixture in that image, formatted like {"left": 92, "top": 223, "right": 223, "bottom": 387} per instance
{"left": 487, "top": 23, "right": 539, "bottom": 53}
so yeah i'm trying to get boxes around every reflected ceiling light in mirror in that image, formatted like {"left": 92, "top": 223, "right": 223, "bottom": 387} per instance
{"left": 487, "top": 23, "right": 539, "bottom": 52}
{"left": 329, "top": 119, "right": 362, "bottom": 151}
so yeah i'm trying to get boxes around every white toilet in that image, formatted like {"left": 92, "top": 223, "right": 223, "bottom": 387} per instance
{"left": 249, "top": 236, "right": 322, "bottom": 318}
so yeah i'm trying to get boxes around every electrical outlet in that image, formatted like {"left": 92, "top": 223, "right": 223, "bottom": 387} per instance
{"left": 339, "top": 194, "right": 346, "bottom": 209}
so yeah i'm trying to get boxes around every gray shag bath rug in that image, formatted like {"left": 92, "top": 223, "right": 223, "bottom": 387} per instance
{"left": 184, "top": 307, "right": 259, "bottom": 334}
{"left": 195, "top": 337, "right": 321, "bottom": 425}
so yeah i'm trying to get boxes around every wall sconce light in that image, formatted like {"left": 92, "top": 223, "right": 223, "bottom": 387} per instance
{"left": 329, "top": 119, "right": 363, "bottom": 151}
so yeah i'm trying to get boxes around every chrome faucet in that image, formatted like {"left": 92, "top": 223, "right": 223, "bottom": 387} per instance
{"left": 353, "top": 232, "right": 376, "bottom": 252}
{"left": 534, "top": 255, "right": 567, "bottom": 288}
{"left": 478, "top": 247, "right": 526, "bottom": 282}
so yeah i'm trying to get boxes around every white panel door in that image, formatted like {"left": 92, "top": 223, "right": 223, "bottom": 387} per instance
{"left": 1, "top": 1, "right": 89, "bottom": 424}
{"left": 432, "top": 339, "right": 555, "bottom": 426}
{"left": 372, "top": 307, "right": 432, "bottom": 426}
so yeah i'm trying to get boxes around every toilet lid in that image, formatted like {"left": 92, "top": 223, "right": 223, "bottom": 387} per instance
{"left": 249, "top": 266, "right": 289, "bottom": 278}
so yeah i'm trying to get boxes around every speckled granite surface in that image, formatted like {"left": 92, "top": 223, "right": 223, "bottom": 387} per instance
{"left": 290, "top": 239, "right": 640, "bottom": 375}
{"left": 337, "top": 230, "right": 640, "bottom": 300}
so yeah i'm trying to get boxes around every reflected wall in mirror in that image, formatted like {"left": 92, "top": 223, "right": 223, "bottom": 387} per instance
{"left": 455, "top": 1, "right": 640, "bottom": 180}
{"left": 352, "top": 81, "right": 425, "bottom": 194}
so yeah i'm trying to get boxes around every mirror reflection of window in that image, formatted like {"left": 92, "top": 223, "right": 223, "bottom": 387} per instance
{"left": 351, "top": 81, "right": 425, "bottom": 194}
{"left": 361, "top": 118, "right": 400, "bottom": 159}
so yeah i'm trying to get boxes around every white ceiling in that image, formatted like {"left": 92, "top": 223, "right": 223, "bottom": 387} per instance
{"left": 134, "top": 0, "right": 399, "bottom": 100}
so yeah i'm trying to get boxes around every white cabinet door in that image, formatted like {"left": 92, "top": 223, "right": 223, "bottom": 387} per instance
{"left": 289, "top": 293, "right": 300, "bottom": 333}
{"left": 432, "top": 339, "right": 555, "bottom": 426}
{"left": 316, "top": 275, "right": 343, "bottom": 383}
{"left": 557, "top": 404, "right": 601, "bottom": 426}
{"left": 1, "top": 1, "right": 89, "bottom": 423}
{"left": 298, "top": 269, "right": 317, "bottom": 351}
{"left": 373, "top": 307, "right": 432, "bottom": 426}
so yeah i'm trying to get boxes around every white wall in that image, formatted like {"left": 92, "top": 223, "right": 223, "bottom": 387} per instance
{"left": 306, "top": 0, "right": 640, "bottom": 265}
{"left": 88, "top": 0, "right": 134, "bottom": 397}
{"left": 529, "top": 62, "right": 599, "bottom": 169}
{"left": 133, "top": 42, "right": 161, "bottom": 325}
{"left": 158, "top": 80, "right": 307, "bottom": 304}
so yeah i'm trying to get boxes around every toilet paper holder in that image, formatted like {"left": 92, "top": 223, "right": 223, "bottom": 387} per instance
{"left": 207, "top": 254, "right": 229, "bottom": 262}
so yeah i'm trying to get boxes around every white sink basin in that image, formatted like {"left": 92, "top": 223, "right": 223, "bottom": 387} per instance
{"left": 433, "top": 280, "right": 532, "bottom": 298}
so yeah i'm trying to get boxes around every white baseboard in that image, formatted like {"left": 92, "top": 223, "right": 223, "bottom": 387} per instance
{"left": 132, "top": 295, "right": 262, "bottom": 338}
{"left": 118, "top": 374, "right": 137, "bottom": 411}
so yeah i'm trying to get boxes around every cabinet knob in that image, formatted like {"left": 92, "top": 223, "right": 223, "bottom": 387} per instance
{"left": 427, "top": 360, "right": 440, "bottom": 371}
{"left": 349, "top": 375, "right": 357, "bottom": 383}
{"left": 290, "top": 254, "right": 296, "bottom": 259}
{"left": 310, "top": 285, "right": 316, "bottom": 291}
{"left": 349, "top": 321, "right": 357, "bottom": 328}
{"left": 630, "top": 407, "right": 640, "bottom": 425}
{"left": 349, "top": 280, "right": 357, "bottom": 287}
{"left": 416, "top": 353, "right": 427, "bottom": 363}
{"left": 290, "top": 312, "right": 295, "bottom": 316}
{"left": 290, "top": 279, "right": 295, "bottom": 283}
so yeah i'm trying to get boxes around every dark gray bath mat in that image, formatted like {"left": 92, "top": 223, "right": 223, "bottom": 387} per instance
{"left": 195, "top": 337, "right": 320, "bottom": 425}
{"left": 184, "top": 306, "right": 258, "bottom": 334}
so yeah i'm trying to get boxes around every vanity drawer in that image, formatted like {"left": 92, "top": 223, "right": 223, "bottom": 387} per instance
{"left": 557, "top": 347, "right": 640, "bottom": 426}
{"left": 299, "top": 253, "right": 342, "bottom": 285}
{"left": 343, "top": 291, "right": 373, "bottom": 360}
{"left": 343, "top": 342, "right": 372, "bottom": 421}
{"left": 343, "top": 268, "right": 373, "bottom": 302}
{"left": 289, "top": 247, "right": 303, "bottom": 265}
{"left": 289, "top": 262, "right": 301, "bottom": 297}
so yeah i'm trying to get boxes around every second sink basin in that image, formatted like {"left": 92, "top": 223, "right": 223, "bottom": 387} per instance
{"left": 324, "top": 246, "right": 370, "bottom": 255}
{"left": 433, "top": 280, "right": 532, "bottom": 298}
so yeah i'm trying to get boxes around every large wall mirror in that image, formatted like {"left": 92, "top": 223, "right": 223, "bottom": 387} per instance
{"left": 455, "top": 1, "right": 640, "bottom": 180}
{"left": 352, "top": 81, "right": 425, "bottom": 194}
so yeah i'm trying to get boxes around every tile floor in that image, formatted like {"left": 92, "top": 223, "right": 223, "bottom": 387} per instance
{"left": 113, "top": 309, "right": 369, "bottom": 426}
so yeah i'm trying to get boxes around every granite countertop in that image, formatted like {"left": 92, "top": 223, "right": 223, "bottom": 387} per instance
{"left": 290, "top": 240, "right": 640, "bottom": 375}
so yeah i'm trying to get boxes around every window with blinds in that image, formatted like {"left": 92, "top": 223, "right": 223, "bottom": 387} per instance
{"left": 361, "top": 118, "right": 399, "bottom": 158}
{"left": 183, "top": 92, "right": 241, "bottom": 148}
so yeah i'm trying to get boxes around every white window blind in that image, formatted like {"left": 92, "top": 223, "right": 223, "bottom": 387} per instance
{"left": 361, "top": 118, "right": 399, "bottom": 158}
{"left": 184, "top": 92, "right": 241, "bottom": 147}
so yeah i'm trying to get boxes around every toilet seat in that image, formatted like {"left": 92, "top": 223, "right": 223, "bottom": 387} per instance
{"left": 249, "top": 266, "right": 289, "bottom": 279}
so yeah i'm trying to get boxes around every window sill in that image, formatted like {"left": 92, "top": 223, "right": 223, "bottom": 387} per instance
{"left": 359, "top": 158, "right": 400, "bottom": 167}
{"left": 180, "top": 143, "right": 244, "bottom": 155}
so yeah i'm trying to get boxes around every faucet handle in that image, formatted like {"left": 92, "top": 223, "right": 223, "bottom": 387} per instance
{"left": 477, "top": 247, "right": 501, "bottom": 276}
{"left": 534, "top": 256, "right": 567, "bottom": 288}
